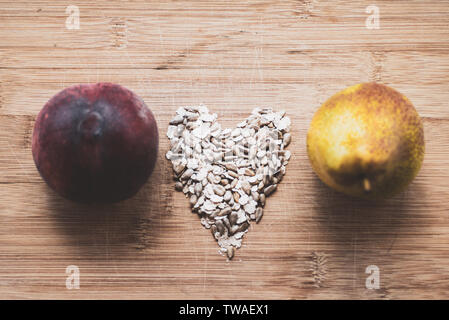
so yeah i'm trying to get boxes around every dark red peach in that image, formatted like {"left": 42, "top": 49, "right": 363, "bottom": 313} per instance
{"left": 32, "top": 83, "right": 159, "bottom": 203}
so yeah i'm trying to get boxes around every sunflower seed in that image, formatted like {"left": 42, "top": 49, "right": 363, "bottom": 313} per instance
{"left": 215, "top": 220, "right": 225, "bottom": 236}
{"left": 241, "top": 181, "right": 251, "bottom": 195}
{"left": 194, "top": 182, "right": 203, "bottom": 195}
{"left": 235, "top": 221, "right": 249, "bottom": 233}
{"left": 283, "top": 133, "right": 291, "bottom": 147}
{"left": 264, "top": 184, "right": 277, "bottom": 196}
{"left": 218, "top": 207, "right": 232, "bottom": 216}
{"left": 238, "top": 193, "right": 250, "bottom": 206}
{"left": 248, "top": 176, "right": 259, "bottom": 185}
{"left": 233, "top": 192, "right": 240, "bottom": 203}
{"left": 175, "top": 182, "right": 183, "bottom": 191}
{"left": 214, "top": 185, "right": 226, "bottom": 196}
{"left": 228, "top": 171, "right": 239, "bottom": 179}
{"left": 244, "top": 168, "right": 255, "bottom": 176}
{"left": 224, "top": 163, "right": 238, "bottom": 172}
{"left": 210, "top": 194, "right": 223, "bottom": 203}
{"left": 224, "top": 191, "right": 232, "bottom": 202}
{"left": 166, "top": 105, "right": 291, "bottom": 259}
{"left": 169, "top": 115, "right": 184, "bottom": 125}
{"left": 230, "top": 225, "right": 239, "bottom": 236}
{"left": 244, "top": 202, "right": 256, "bottom": 214}
{"left": 223, "top": 217, "right": 232, "bottom": 231}
{"left": 260, "top": 193, "right": 266, "bottom": 207}
{"left": 231, "top": 128, "right": 241, "bottom": 137}
{"left": 211, "top": 224, "right": 218, "bottom": 239}
{"left": 190, "top": 194, "right": 197, "bottom": 207}
{"left": 173, "top": 163, "right": 186, "bottom": 175}
{"left": 251, "top": 191, "right": 260, "bottom": 202}
{"left": 181, "top": 169, "right": 194, "bottom": 180}
{"left": 229, "top": 211, "right": 238, "bottom": 225}
{"left": 226, "top": 246, "right": 235, "bottom": 260}
{"left": 255, "top": 207, "right": 263, "bottom": 223}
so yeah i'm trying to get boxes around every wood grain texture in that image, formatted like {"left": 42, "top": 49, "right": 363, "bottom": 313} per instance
{"left": 1, "top": 0, "right": 449, "bottom": 299}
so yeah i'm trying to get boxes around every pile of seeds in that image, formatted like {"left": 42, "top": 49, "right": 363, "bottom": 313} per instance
{"left": 166, "top": 106, "right": 291, "bottom": 259}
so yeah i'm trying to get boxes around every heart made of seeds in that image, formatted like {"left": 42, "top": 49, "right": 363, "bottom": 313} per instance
{"left": 166, "top": 106, "right": 291, "bottom": 259}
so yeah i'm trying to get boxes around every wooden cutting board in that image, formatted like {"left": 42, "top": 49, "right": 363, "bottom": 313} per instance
{"left": 1, "top": 0, "right": 449, "bottom": 299}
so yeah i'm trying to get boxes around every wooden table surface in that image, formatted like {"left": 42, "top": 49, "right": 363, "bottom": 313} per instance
{"left": 1, "top": 0, "right": 449, "bottom": 300}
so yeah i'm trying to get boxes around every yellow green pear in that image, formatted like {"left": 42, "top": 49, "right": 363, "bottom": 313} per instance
{"left": 307, "top": 83, "right": 424, "bottom": 199}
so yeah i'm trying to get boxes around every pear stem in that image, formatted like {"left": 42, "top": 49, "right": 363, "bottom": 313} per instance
{"left": 363, "top": 178, "right": 371, "bottom": 192}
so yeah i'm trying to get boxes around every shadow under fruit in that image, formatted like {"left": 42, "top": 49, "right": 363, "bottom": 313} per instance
{"left": 32, "top": 83, "right": 159, "bottom": 203}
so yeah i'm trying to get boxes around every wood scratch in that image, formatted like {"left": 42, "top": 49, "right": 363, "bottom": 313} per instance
{"left": 110, "top": 18, "right": 128, "bottom": 49}
{"left": 294, "top": 0, "right": 315, "bottom": 19}
{"left": 6, "top": 140, "right": 32, "bottom": 183}
{"left": 202, "top": 244, "right": 208, "bottom": 293}
{"left": 370, "top": 51, "right": 385, "bottom": 82}
{"left": 310, "top": 251, "right": 328, "bottom": 288}
{"left": 353, "top": 234, "right": 358, "bottom": 290}
{"left": 387, "top": 233, "right": 398, "bottom": 254}
{"left": 22, "top": 115, "right": 35, "bottom": 149}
